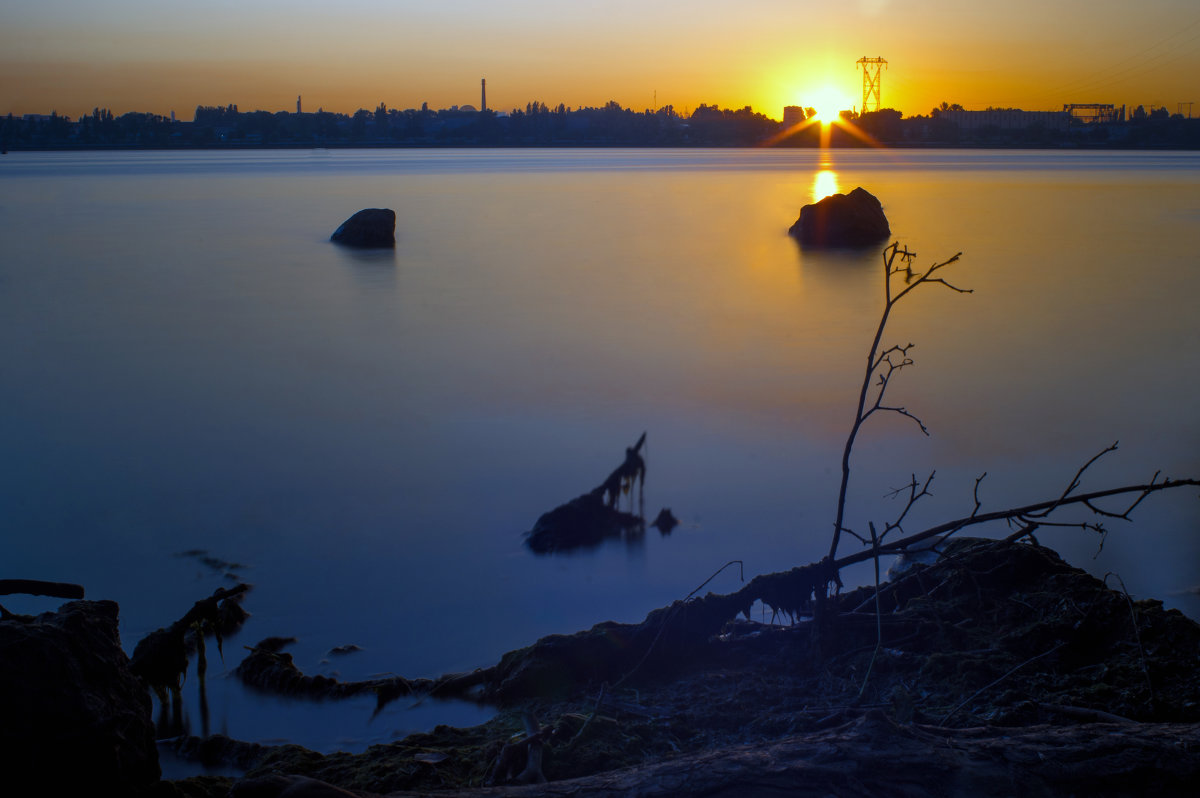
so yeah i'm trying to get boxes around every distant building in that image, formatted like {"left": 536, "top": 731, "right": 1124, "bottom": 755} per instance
{"left": 1064, "top": 104, "right": 1123, "bottom": 125}
{"left": 941, "top": 109, "right": 1069, "bottom": 132}
{"left": 782, "top": 106, "right": 806, "bottom": 127}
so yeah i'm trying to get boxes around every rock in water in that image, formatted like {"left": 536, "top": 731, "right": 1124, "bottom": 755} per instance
{"left": 330, "top": 208, "right": 396, "bottom": 248}
{"left": 788, "top": 187, "right": 890, "bottom": 247}
{"left": 0, "top": 600, "right": 159, "bottom": 789}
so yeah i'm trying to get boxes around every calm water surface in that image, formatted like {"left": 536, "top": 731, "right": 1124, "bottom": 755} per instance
{"left": 3, "top": 148, "right": 1199, "bottom": 754}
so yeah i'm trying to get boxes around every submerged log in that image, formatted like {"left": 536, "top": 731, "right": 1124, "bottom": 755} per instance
{"left": 235, "top": 636, "right": 432, "bottom": 716}
{"left": 0, "top": 578, "right": 85, "bottom": 599}
{"left": 525, "top": 433, "right": 648, "bottom": 553}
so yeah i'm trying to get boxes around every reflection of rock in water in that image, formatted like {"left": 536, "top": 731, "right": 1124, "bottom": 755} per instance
{"left": 526, "top": 433, "right": 648, "bottom": 554}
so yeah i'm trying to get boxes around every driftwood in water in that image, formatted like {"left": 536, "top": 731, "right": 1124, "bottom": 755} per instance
{"left": 0, "top": 579, "right": 85, "bottom": 599}
{"left": 130, "top": 583, "right": 250, "bottom": 737}
{"left": 526, "top": 433, "right": 648, "bottom": 553}
{"left": 131, "top": 583, "right": 250, "bottom": 691}
{"left": 0, "top": 579, "right": 87, "bottom": 619}
{"left": 235, "top": 636, "right": 431, "bottom": 716}
{"left": 228, "top": 556, "right": 845, "bottom": 711}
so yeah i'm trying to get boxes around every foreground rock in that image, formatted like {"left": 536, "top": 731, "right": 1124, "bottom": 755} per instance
{"left": 0, "top": 600, "right": 159, "bottom": 790}
{"left": 330, "top": 208, "right": 396, "bottom": 248}
{"left": 788, "top": 187, "right": 890, "bottom": 247}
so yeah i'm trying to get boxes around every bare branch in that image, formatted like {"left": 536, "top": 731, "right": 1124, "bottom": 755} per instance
{"left": 858, "top": 521, "right": 885, "bottom": 697}
{"left": 891, "top": 252, "right": 969, "bottom": 305}
{"left": 828, "top": 243, "right": 970, "bottom": 563}
{"left": 834, "top": 477, "right": 1200, "bottom": 571}
{"left": 1028, "top": 442, "right": 1120, "bottom": 519}
{"left": 840, "top": 526, "right": 869, "bottom": 545}
{"left": 881, "top": 472, "right": 936, "bottom": 541}
{"left": 971, "top": 473, "right": 988, "bottom": 517}
{"left": 0, "top": 579, "right": 85, "bottom": 599}
{"left": 869, "top": 404, "right": 930, "bottom": 436}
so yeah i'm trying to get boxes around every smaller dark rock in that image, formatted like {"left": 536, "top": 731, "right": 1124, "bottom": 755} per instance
{"left": 652, "top": 508, "right": 679, "bottom": 533}
{"left": 789, "top": 187, "right": 890, "bottom": 247}
{"left": 330, "top": 208, "right": 395, "bottom": 248}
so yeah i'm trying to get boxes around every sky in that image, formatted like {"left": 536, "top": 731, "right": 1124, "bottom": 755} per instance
{"left": 2, "top": 0, "right": 1198, "bottom": 120}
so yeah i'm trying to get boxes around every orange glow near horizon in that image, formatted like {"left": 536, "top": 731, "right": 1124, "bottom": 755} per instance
{"left": 3, "top": 4, "right": 1197, "bottom": 119}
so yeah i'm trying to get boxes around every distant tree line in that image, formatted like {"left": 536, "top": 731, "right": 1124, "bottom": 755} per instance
{"left": 3, "top": 100, "right": 1198, "bottom": 151}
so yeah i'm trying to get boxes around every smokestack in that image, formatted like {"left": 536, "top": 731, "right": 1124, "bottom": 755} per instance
{"left": 297, "top": 95, "right": 302, "bottom": 114}
{"left": 481, "top": 79, "right": 487, "bottom": 112}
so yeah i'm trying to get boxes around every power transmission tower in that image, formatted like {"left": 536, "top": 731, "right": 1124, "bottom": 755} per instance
{"left": 857, "top": 57, "right": 888, "bottom": 113}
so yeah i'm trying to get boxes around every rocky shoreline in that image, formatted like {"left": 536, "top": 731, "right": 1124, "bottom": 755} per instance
{"left": 8, "top": 538, "right": 1196, "bottom": 796}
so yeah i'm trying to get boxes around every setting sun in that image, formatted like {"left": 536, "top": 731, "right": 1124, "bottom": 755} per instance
{"left": 805, "top": 84, "right": 855, "bottom": 122}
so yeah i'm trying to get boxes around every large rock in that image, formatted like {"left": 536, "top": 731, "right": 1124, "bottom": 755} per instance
{"left": 330, "top": 208, "right": 396, "bottom": 248}
{"left": 788, "top": 187, "right": 890, "bottom": 247}
{"left": 0, "top": 600, "right": 159, "bottom": 789}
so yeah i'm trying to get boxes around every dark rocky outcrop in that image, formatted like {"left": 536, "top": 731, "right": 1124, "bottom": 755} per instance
{"left": 0, "top": 600, "right": 159, "bottom": 790}
{"left": 168, "top": 538, "right": 1200, "bottom": 797}
{"left": 788, "top": 187, "right": 890, "bottom": 247}
{"left": 330, "top": 208, "right": 396, "bottom": 248}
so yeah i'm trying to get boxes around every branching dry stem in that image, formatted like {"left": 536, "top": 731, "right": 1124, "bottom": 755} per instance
{"left": 829, "top": 242, "right": 969, "bottom": 565}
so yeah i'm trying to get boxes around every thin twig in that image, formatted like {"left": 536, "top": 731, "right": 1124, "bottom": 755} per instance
{"left": 686, "top": 560, "right": 744, "bottom": 601}
{"left": 857, "top": 522, "right": 884, "bottom": 698}
{"left": 940, "top": 643, "right": 1064, "bottom": 726}
{"left": 1035, "top": 702, "right": 1137, "bottom": 725}
{"left": 614, "top": 559, "right": 745, "bottom": 688}
{"left": 1104, "top": 573, "right": 1155, "bottom": 704}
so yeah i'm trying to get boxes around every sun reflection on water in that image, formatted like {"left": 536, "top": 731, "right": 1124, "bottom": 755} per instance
{"left": 812, "top": 168, "right": 840, "bottom": 203}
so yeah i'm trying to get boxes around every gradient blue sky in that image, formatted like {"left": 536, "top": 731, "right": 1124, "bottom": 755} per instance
{"left": 3, "top": 0, "right": 1197, "bottom": 119}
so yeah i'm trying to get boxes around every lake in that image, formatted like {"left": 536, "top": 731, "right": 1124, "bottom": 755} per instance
{"left": 2, "top": 147, "right": 1198, "bottom": 756}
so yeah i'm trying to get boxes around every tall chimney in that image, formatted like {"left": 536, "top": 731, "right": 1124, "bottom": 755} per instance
{"left": 481, "top": 79, "right": 487, "bottom": 112}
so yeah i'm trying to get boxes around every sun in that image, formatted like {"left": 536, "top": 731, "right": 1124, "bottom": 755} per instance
{"left": 805, "top": 84, "right": 854, "bottom": 123}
